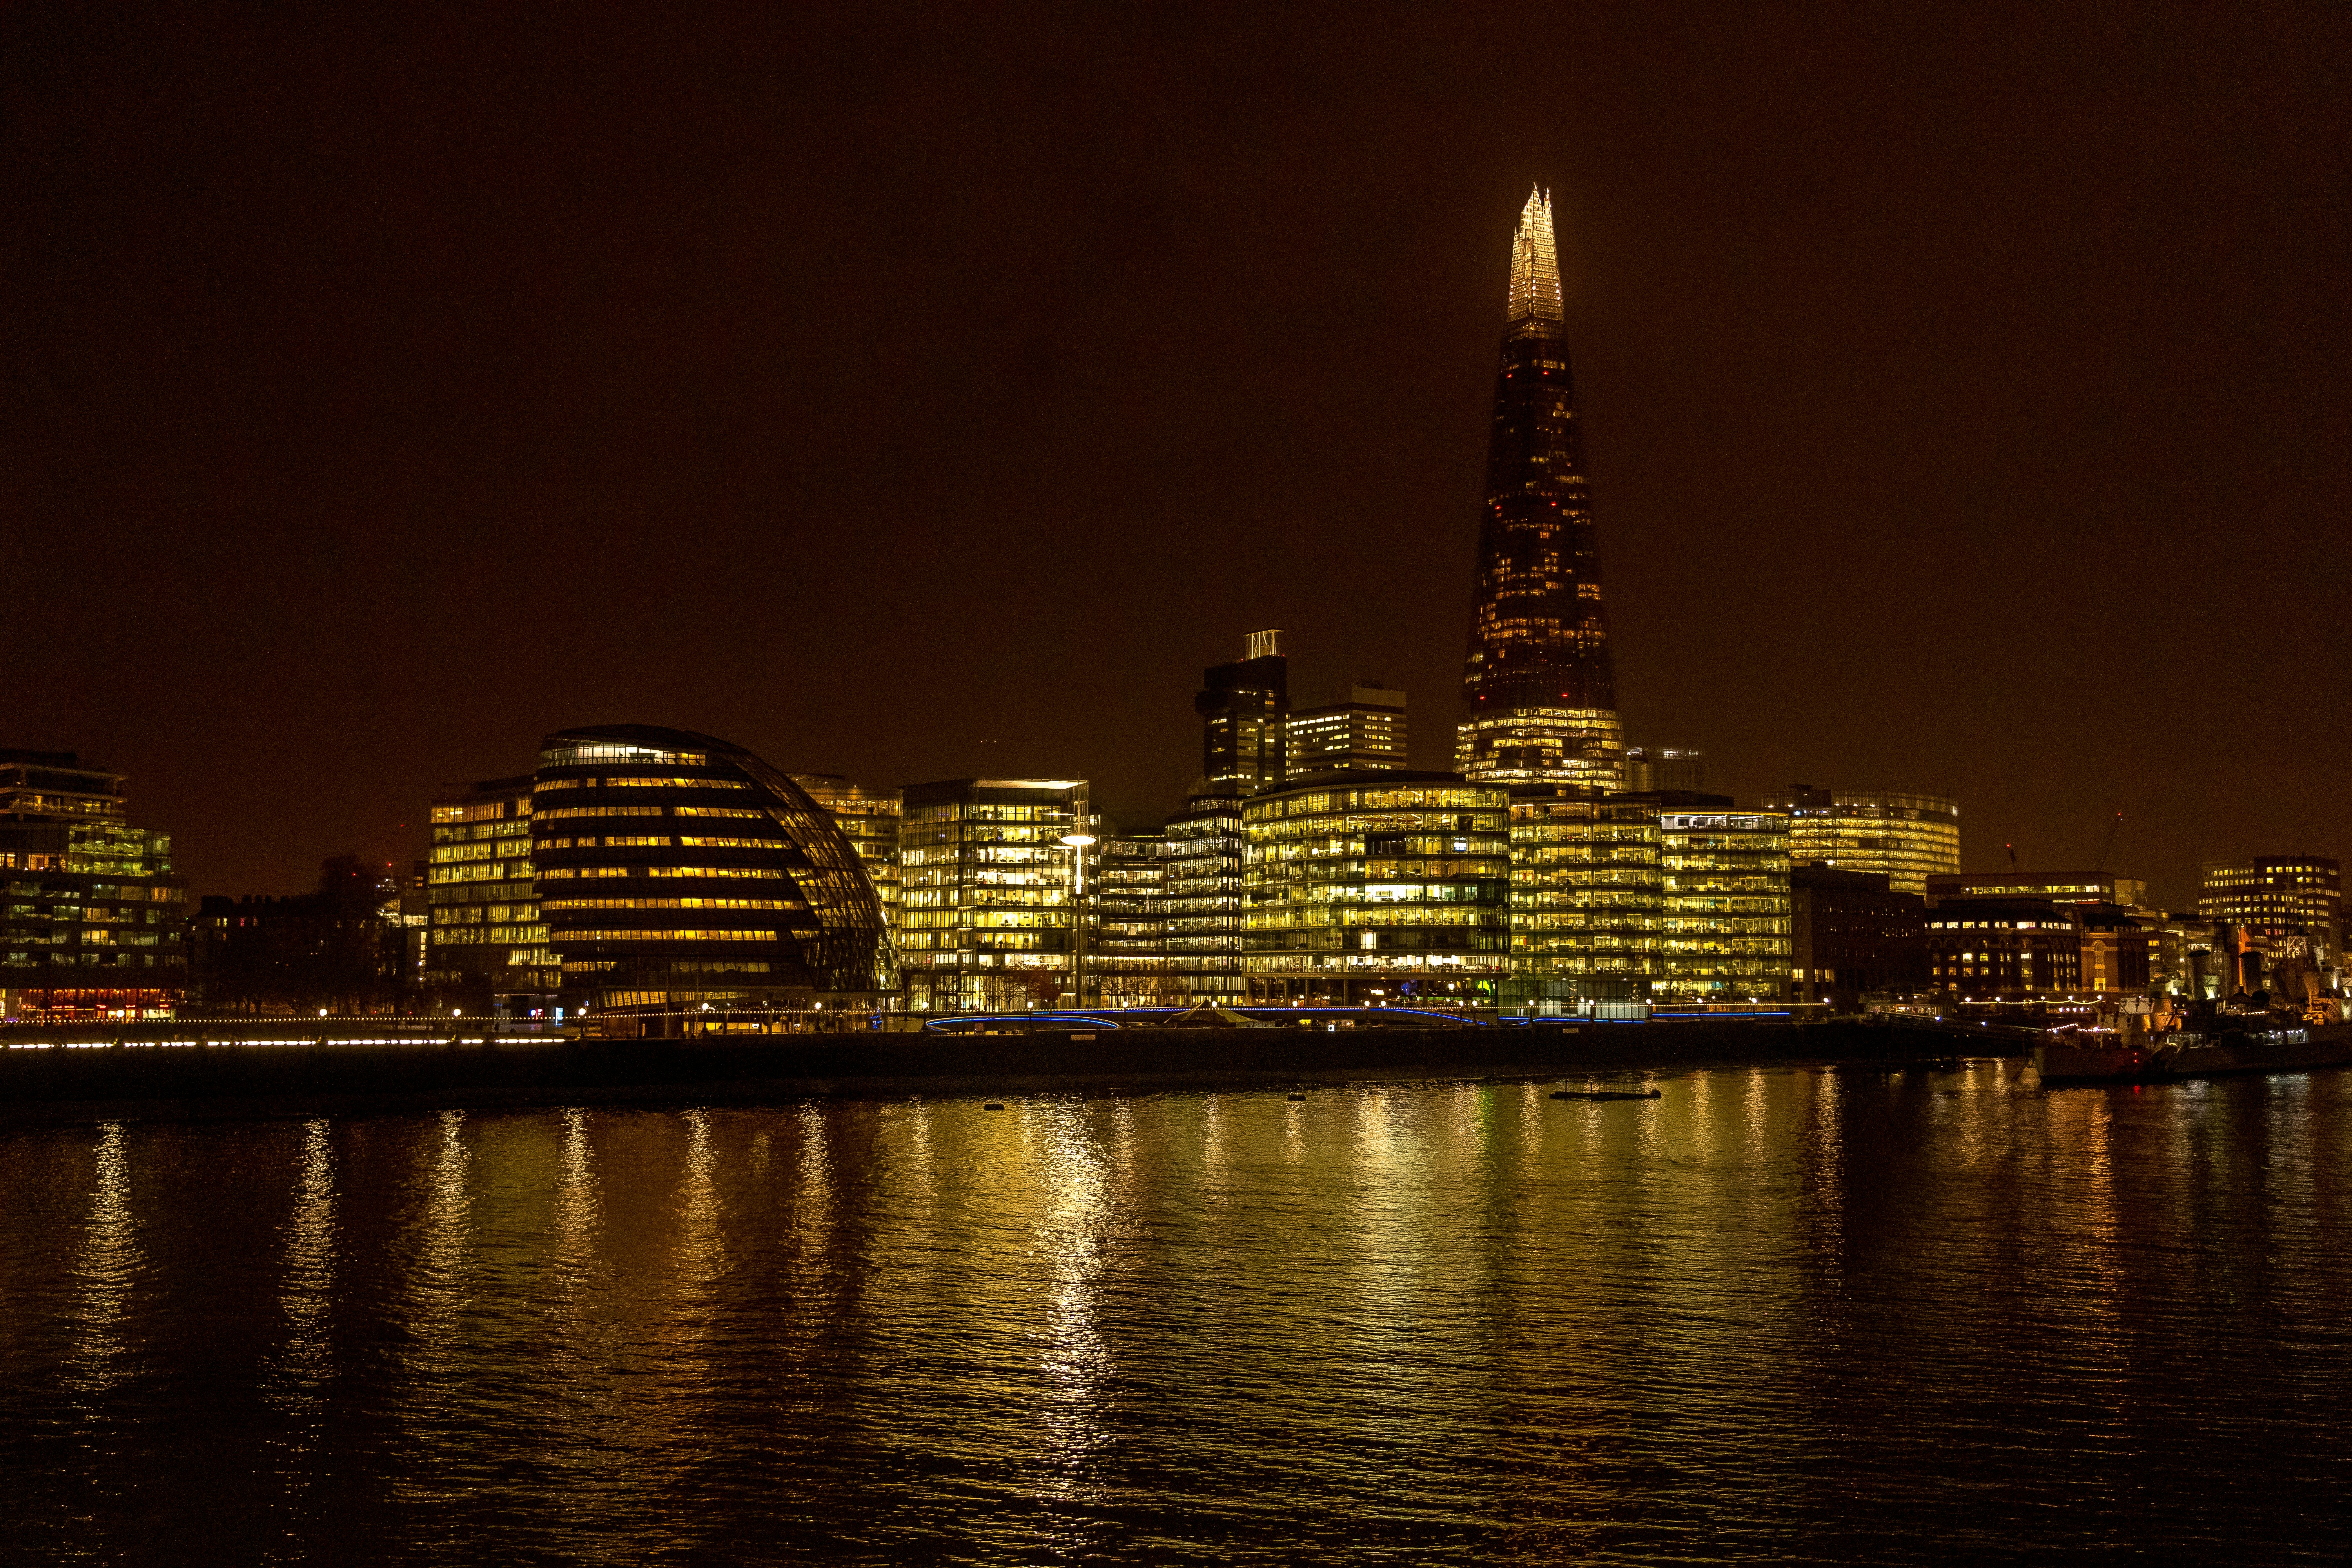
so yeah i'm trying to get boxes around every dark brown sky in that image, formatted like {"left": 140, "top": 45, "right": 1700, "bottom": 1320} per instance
{"left": 5, "top": 2, "right": 2347, "bottom": 909}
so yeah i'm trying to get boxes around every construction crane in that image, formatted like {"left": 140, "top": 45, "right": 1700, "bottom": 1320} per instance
{"left": 2093, "top": 812, "right": 2124, "bottom": 877}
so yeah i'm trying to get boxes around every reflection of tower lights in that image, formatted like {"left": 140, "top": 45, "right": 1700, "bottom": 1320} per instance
{"left": 69, "top": 1121, "right": 139, "bottom": 1396}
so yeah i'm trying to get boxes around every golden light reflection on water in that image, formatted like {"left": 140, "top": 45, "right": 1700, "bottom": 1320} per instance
{"left": 67, "top": 1122, "right": 138, "bottom": 1396}
{"left": 555, "top": 1107, "right": 600, "bottom": 1299}
{"left": 12, "top": 1071, "right": 2352, "bottom": 1563}
{"left": 1029, "top": 1102, "right": 1118, "bottom": 1499}
{"left": 269, "top": 1119, "right": 336, "bottom": 1411}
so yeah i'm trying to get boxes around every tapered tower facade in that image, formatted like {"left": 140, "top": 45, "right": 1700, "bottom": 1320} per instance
{"left": 1456, "top": 189, "right": 1624, "bottom": 791}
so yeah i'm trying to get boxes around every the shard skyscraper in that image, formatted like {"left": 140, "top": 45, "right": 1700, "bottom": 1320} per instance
{"left": 1456, "top": 188, "right": 1624, "bottom": 792}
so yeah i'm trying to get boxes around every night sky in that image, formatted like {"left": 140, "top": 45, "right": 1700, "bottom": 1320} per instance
{"left": 6, "top": 4, "right": 2347, "bottom": 907}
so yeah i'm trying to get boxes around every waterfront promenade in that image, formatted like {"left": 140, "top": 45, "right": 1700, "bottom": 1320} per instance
{"left": 0, "top": 1016, "right": 2016, "bottom": 1123}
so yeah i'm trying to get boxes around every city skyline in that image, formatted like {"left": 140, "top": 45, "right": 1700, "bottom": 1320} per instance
{"left": 6, "top": 7, "right": 2346, "bottom": 910}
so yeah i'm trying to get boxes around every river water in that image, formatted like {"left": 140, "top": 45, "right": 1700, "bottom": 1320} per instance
{"left": 2, "top": 1062, "right": 2346, "bottom": 1563}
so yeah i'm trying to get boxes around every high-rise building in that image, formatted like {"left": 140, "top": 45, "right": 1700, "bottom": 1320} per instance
{"left": 2198, "top": 857, "right": 2341, "bottom": 964}
{"left": 897, "top": 777, "right": 1090, "bottom": 1013}
{"left": 1287, "top": 686, "right": 1407, "bottom": 779}
{"left": 1241, "top": 771, "right": 1510, "bottom": 1005}
{"left": 1161, "top": 788, "right": 1247, "bottom": 1005}
{"left": 532, "top": 725, "right": 892, "bottom": 1020}
{"left": 425, "top": 774, "right": 557, "bottom": 1010}
{"left": 0, "top": 749, "right": 190, "bottom": 1019}
{"left": 1504, "top": 786, "right": 1661, "bottom": 1008}
{"left": 1090, "top": 833, "right": 1172, "bottom": 1007}
{"left": 1457, "top": 188, "right": 1624, "bottom": 791}
{"left": 1197, "top": 632, "right": 1289, "bottom": 795}
{"left": 1765, "top": 786, "right": 1961, "bottom": 896}
{"left": 1636, "top": 796, "right": 1792, "bottom": 1003}
{"left": 1624, "top": 748, "right": 1706, "bottom": 794}
{"left": 788, "top": 773, "right": 903, "bottom": 940}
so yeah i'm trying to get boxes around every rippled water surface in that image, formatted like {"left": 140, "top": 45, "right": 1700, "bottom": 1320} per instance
{"left": 4, "top": 1062, "right": 2349, "bottom": 1563}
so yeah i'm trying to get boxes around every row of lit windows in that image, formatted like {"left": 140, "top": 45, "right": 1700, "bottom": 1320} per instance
{"left": 3, "top": 951, "right": 183, "bottom": 967}
{"left": 430, "top": 800, "right": 517, "bottom": 824}
{"left": 431, "top": 840, "right": 528, "bottom": 863}
{"left": 541, "top": 897, "right": 804, "bottom": 911}
{"left": 558, "top": 929, "right": 779, "bottom": 942}
{"left": 539, "top": 866, "right": 776, "bottom": 880}
{"left": 7, "top": 903, "right": 176, "bottom": 922}
{"left": 431, "top": 926, "right": 547, "bottom": 946}
{"left": 1246, "top": 906, "right": 1497, "bottom": 930}
{"left": 542, "top": 745, "right": 708, "bottom": 766}
{"left": 433, "top": 817, "right": 530, "bottom": 842}
{"left": 3, "top": 927, "right": 170, "bottom": 945}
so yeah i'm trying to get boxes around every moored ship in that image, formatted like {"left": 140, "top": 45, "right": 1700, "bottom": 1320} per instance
{"left": 2034, "top": 1015, "right": 2352, "bottom": 1084}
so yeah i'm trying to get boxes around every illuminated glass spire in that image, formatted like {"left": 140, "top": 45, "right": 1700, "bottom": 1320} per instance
{"left": 1506, "top": 186, "right": 1564, "bottom": 329}
{"left": 1457, "top": 186, "right": 1624, "bottom": 790}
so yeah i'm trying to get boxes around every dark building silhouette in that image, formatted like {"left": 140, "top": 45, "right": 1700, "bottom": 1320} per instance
{"left": 192, "top": 857, "right": 409, "bottom": 1014}
{"left": 1457, "top": 189, "right": 1623, "bottom": 790}
{"left": 1624, "top": 747, "right": 1706, "bottom": 794}
{"left": 1790, "top": 865, "right": 1927, "bottom": 1009}
{"left": 1196, "top": 631, "right": 1289, "bottom": 796}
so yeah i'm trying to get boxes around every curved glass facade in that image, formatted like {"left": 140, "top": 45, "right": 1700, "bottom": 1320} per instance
{"left": 533, "top": 726, "right": 892, "bottom": 1014}
{"left": 1242, "top": 772, "right": 1510, "bottom": 1004}
{"left": 1765, "top": 788, "right": 1960, "bottom": 897}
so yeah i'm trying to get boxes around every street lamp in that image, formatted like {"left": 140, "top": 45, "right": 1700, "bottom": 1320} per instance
{"left": 1060, "top": 832, "right": 1096, "bottom": 1012}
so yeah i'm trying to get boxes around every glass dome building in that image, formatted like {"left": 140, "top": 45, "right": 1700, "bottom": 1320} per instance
{"left": 531, "top": 725, "right": 893, "bottom": 1017}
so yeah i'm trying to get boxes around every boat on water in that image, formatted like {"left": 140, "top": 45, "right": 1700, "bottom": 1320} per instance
{"left": 2033, "top": 1016, "right": 2352, "bottom": 1084}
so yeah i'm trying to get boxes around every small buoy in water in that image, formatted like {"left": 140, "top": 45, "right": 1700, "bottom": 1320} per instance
{"left": 984, "top": 1102, "right": 1005, "bottom": 1111}
{"left": 1287, "top": 1092, "right": 1306, "bottom": 1102}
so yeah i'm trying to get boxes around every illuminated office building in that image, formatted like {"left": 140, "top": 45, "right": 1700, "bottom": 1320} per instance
{"left": 1457, "top": 188, "right": 1624, "bottom": 791}
{"left": 1241, "top": 772, "right": 1509, "bottom": 1004}
{"left": 1640, "top": 797, "right": 1791, "bottom": 1002}
{"left": 0, "top": 749, "right": 189, "bottom": 1018}
{"left": 897, "top": 777, "right": 1090, "bottom": 1013}
{"left": 1161, "top": 788, "right": 1247, "bottom": 1005}
{"left": 1504, "top": 786, "right": 1661, "bottom": 1008}
{"left": 1624, "top": 747, "right": 1705, "bottom": 794}
{"left": 2197, "top": 857, "right": 2341, "bottom": 963}
{"left": 1926, "top": 901, "right": 2083, "bottom": 1002}
{"left": 1927, "top": 873, "right": 2146, "bottom": 908}
{"left": 1287, "top": 686, "right": 1407, "bottom": 779}
{"left": 533, "top": 725, "right": 892, "bottom": 1018}
{"left": 789, "top": 773, "right": 902, "bottom": 936}
{"left": 1090, "top": 833, "right": 1172, "bottom": 1007}
{"left": 425, "top": 774, "right": 557, "bottom": 1010}
{"left": 1198, "top": 631, "right": 1289, "bottom": 795}
{"left": 1765, "top": 785, "right": 1961, "bottom": 896}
